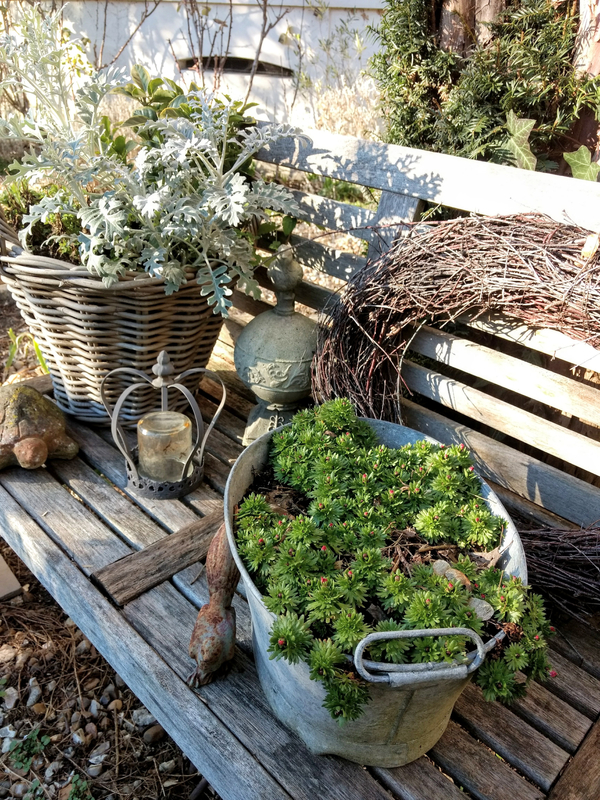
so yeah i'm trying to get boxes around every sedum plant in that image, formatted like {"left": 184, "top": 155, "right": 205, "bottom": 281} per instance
{"left": 0, "top": 6, "right": 298, "bottom": 314}
{"left": 235, "top": 399, "right": 553, "bottom": 722}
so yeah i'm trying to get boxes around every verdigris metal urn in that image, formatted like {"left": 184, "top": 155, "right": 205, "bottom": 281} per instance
{"left": 234, "top": 247, "right": 317, "bottom": 445}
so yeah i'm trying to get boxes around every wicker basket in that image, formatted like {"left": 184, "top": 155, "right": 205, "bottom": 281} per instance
{"left": 0, "top": 222, "right": 223, "bottom": 424}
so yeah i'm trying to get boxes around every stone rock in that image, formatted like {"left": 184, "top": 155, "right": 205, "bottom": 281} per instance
{"left": 84, "top": 723, "right": 97, "bottom": 739}
{"left": 0, "top": 725, "right": 16, "bottom": 739}
{"left": 9, "top": 782, "right": 28, "bottom": 798}
{"left": 31, "top": 703, "right": 46, "bottom": 715}
{"left": 158, "top": 760, "right": 175, "bottom": 774}
{"left": 107, "top": 699, "right": 122, "bottom": 712}
{"left": 0, "top": 713, "right": 3, "bottom": 728}
{"left": 71, "top": 729, "right": 86, "bottom": 746}
{"left": 114, "top": 674, "right": 125, "bottom": 689}
{"left": 0, "top": 645, "right": 16, "bottom": 665}
{"left": 45, "top": 680, "right": 57, "bottom": 694}
{"left": 87, "top": 764, "right": 103, "bottom": 778}
{"left": 468, "top": 596, "right": 495, "bottom": 621}
{"left": 1, "top": 738, "right": 13, "bottom": 754}
{"left": 143, "top": 725, "right": 165, "bottom": 745}
{"left": 432, "top": 560, "right": 451, "bottom": 576}
{"left": 32, "top": 755, "right": 44, "bottom": 771}
{"left": 26, "top": 678, "right": 42, "bottom": 707}
{"left": 74, "top": 639, "right": 91, "bottom": 656}
{"left": 131, "top": 708, "right": 156, "bottom": 728}
{"left": 64, "top": 618, "right": 76, "bottom": 629}
{"left": 83, "top": 678, "right": 99, "bottom": 692}
{"left": 44, "top": 761, "right": 62, "bottom": 783}
{"left": 3, "top": 686, "right": 18, "bottom": 710}
{"left": 0, "top": 385, "right": 78, "bottom": 471}
{"left": 70, "top": 711, "right": 81, "bottom": 728}
{"left": 89, "top": 699, "right": 100, "bottom": 718}
{"left": 89, "top": 740, "right": 110, "bottom": 762}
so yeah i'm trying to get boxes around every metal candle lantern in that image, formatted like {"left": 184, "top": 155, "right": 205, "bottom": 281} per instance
{"left": 101, "top": 351, "right": 225, "bottom": 499}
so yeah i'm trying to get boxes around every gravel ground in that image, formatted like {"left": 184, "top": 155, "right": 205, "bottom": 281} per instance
{"left": 1, "top": 543, "right": 221, "bottom": 800}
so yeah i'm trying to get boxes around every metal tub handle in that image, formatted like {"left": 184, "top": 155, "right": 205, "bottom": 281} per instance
{"left": 354, "top": 627, "right": 489, "bottom": 688}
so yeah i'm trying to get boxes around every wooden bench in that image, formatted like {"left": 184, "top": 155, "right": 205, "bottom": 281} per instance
{"left": 2, "top": 129, "right": 600, "bottom": 800}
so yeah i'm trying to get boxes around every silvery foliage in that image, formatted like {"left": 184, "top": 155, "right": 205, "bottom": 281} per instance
{"left": 0, "top": 6, "right": 300, "bottom": 315}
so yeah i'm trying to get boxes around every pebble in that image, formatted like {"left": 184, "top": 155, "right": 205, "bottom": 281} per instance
{"left": 99, "top": 717, "right": 111, "bottom": 731}
{"left": 26, "top": 678, "right": 42, "bottom": 707}
{"left": 3, "top": 687, "right": 18, "bottom": 710}
{"left": 31, "top": 702, "right": 46, "bottom": 715}
{"left": 143, "top": 724, "right": 165, "bottom": 745}
{"left": 107, "top": 699, "right": 122, "bottom": 712}
{"left": 79, "top": 697, "right": 91, "bottom": 711}
{"left": 89, "top": 699, "right": 100, "bottom": 718}
{"left": 0, "top": 645, "right": 16, "bottom": 665}
{"left": 63, "top": 747, "right": 74, "bottom": 758}
{"left": 1, "top": 739, "right": 13, "bottom": 754}
{"left": 468, "top": 596, "right": 495, "bottom": 621}
{"left": 71, "top": 728, "right": 86, "bottom": 746}
{"left": 83, "top": 678, "right": 100, "bottom": 692}
{"left": 32, "top": 755, "right": 44, "bottom": 770}
{"left": 87, "top": 764, "right": 103, "bottom": 778}
{"left": 45, "top": 680, "right": 57, "bottom": 694}
{"left": 74, "top": 638, "right": 91, "bottom": 656}
{"left": 0, "top": 726, "right": 16, "bottom": 739}
{"left": 85, "top": 722, "right": 97, "bottom": 739}
{"left": 0, "top": 713, "right": 3, "bottom": 728}
{"left": 114, "top": 674, "right": 125, "bottom": 689}
{"left": 159, "top": 760, "right": 175, "bottom": 774}
{"left": 132, "top": 708, "right": 156, "bottom": 728}
{"left": 64, "top": 617, "right": 76, "bottom": 628}
{"left": 14, "top": 650, "right": 32, "bottom": 671}
{"left": 9, "top": 783, "right": 28, "bottom": 798}
{"left": 432, "top": 559, "right": 451, "bottom": 575}
{"left": 71, "top": 711, "right": 82, "bottom": 727}
{"left": 89, "top": 740, "right": 110, "bottom": 761}
{"left": 44, "top": 761, "right": 62, "bottom": 783}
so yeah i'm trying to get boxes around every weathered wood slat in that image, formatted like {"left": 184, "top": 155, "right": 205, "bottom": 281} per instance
{"left": 509, "top": 678, "right": 592, "bottom": 754}
{"left": 290, "top": 190, "right": 377, "bottom": 240}
{"left": 487, "top": 480, "right": 576, "bottom": 530}
{"left": 551, "top": 623, "right": 600, "bottom": 682}
{"left": 0, "top": 486, "right": 288, "bottom": 800}
{"left": 257, "top": 127, "right": 600, "bottom": 231}
{"left": 367, "top": 192, "right": 423, "bottom": 259}
{"left": 196, "top": 392, "right": 246, "bottom": 447}
{"left": 403, "top": 358, "right": 600, "bottom": 477}
{"left": 547, "top": 718, "right": 600, "bottom": 800}
{"left": 200, "top": 375, "right": 255, "bottom": 421}
{"left": 124, "top": 583, "right": 394, "bottom": 800}
{"left": 466, "top": 315, "right": 600, "bottom": 373}
{"left": 288, "top": 234, "right": 365, "bottom": 280}
{"left": 93, "top": 510, "right": 222, "bottom": 606}
{"left": 543, "top": 650, "right": 600, "bottom": 720}
{"left": 0, "top": 467, "right": 131, "bottom": 573}
{"left": 410, "top": 324, "right": 600, "bottom": 425}
{"left": 429, "top": 720, "right": 544, "bottom": 800}
{"left": 453, "top": 684, "right": 569, "bottom": 791}
{"left": 49, "top": 456, "right": 168, "bottom": 548}
{"left": 373, "top": 757, "right": 466, "bottom": 800}
{"left": 401, "top": 398, "right": 600, "bottom": 527}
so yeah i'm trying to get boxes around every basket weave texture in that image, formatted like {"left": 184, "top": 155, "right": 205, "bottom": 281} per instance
{"left": 0, "top": 221, "right": 223, "bottom": 424}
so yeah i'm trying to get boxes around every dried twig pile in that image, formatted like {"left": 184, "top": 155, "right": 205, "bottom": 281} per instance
{"left": 314, "top": 214, "right": 600, "bottom": 422}
{"left": 518, "top": 527, "right": 600, "bottom": 620}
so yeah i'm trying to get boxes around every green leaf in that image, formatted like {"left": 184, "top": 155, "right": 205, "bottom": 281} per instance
{"left": 131, "top": 65, "right": 151, "bottom": 93}
{"left": 123, "top": 108, "right": 158, "bottom": 127}
{"left": 505, "top": 111, "right": 537, "bottom": 171}
{"left": 282, "top": 215, "right": 297, "bottom": 237}
{"left": 147, "top": 77, "right": 164, "bottom": 95}
{"left": 32, "top": 339, "right": 49, "bottom": 374}
{"left": 563, "top": 146, "right": 600, "bottom": 181}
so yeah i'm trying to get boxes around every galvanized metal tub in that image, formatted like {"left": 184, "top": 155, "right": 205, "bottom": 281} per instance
{"left": 224, "top": 419, "right": 527, "bottom": 767}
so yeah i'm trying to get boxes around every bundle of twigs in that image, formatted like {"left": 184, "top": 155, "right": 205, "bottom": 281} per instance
{"left": 314, "top": 214, "right": 600, "bottom": 422}
{"left": 518, "top": 527, "right": 600, "bottom": 620}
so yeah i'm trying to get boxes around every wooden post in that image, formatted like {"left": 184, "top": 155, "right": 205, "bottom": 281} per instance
{"left": 475, "top": 0, "right": 505, "bottom": 46}
{"left": 440, "top": 0, "right": 476, "bottom": 56}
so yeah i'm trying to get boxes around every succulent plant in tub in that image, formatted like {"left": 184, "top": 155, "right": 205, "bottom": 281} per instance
{"left": 230, "top": 399, "right": 553, "bottom": 760}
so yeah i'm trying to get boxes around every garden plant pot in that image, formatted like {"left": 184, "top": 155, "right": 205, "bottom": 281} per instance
{"left": 0, "top": 223, "right": 223, "bottom": 424}
{"left": 224, "top": 418, "right": 528, "bottom": 767}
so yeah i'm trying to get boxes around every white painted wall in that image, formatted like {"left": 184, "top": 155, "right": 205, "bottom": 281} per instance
{"left": 62, "top": 1, "right": 383, "bottom": 124}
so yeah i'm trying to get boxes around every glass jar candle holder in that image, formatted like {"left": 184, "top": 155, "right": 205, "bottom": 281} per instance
{"left": 137, "top": 410, "right": 193, "bottom": 483}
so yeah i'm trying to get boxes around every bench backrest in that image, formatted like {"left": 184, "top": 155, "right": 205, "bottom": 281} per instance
{"left": 233, "top": 129, "right": 600, "bottom": 528}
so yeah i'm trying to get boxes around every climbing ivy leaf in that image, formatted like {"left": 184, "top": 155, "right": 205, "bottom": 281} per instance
{"left": 563, "top": 146, "right": 600, "bottom": 181}
{"left": 505, "top": 111, "right": 537, "bottom": 171}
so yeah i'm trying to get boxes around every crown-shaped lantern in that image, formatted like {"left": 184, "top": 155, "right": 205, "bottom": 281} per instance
{"left": 101, "top": 351, "right": 225, "bottom": 500}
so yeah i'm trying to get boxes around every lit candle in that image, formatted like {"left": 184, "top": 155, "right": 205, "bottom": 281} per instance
{"left": 137, "top": 411, "right": 193, "bottom": 483}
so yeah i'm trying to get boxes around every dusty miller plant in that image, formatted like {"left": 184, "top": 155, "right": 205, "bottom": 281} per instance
{"left": 0, "top": 5, "right": 299, "bottom": 315}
